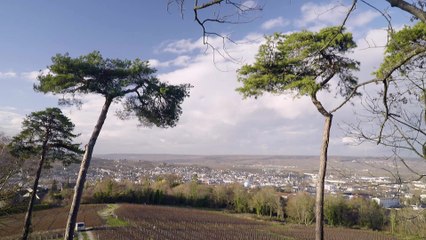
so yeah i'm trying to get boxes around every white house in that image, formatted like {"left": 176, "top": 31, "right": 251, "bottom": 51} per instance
{"left": 372, "top": 197, "right": 400, "bottom": 208}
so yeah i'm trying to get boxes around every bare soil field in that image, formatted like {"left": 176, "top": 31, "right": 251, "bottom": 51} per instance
{"left": 270, "top": 224, "right": 397, "bottom": 240}
{"left": 0, "top": 204, "right": 398, "bottom": 240}
{"left": 0, "top": 204, "right": 105, "bottom": 239}
{"left": 93, "top": 204, "right": 397, "bottom": 240}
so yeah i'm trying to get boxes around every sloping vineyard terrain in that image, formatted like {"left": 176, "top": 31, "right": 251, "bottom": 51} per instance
{"left": 0, "top": 205, "right": 104, "bottom": 239}
{"left": 0, "top": 204, "right": 398, "bottom": 240}
{"left": 94, "top": 204, "right": 397, "bottom": 240}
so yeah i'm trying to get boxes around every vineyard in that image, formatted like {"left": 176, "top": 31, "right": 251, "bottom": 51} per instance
{"left": 0, "top": 204, "right": 104, "bottom": 239}
{"left": 270, "top": 224, "right": 397, "bottom": 240}
{"left": 93, "top": 204, "right": 397, "bottom": 240}
{"left": 94, "top": 204, "right": 284, "bottom": 240}
{"left": 0, "top": 204, "right": 399, "bottom": 240}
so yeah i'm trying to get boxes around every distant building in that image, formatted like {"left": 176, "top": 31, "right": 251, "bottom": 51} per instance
{"left": 243, "top": 180, "right": 251, "bottom": 188}
{"left": 305, "top": 185, "right": 316, "bottom": 194}
{"left": 372, "top": 197, "right": 400, "bottom": 208}
{"left": 412, "top": 204, "right": 426, "bottom": 210}
{"left": 324, "top": 183, "right": 336, "bottom": 192}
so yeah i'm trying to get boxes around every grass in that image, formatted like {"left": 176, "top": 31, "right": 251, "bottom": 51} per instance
{"left": 98, "top": 204, "right": 129, "bottom": 227}
{"left": 81, "top": 231, "right": 90, "bottom": 240}
{"left": 106, "top": 216, "right": 129, "bottom": 227}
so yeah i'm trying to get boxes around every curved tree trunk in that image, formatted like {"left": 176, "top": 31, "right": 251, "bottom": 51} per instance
{"left": 64, "top": 98, "right": 112, "bottom": 240}
{"left": 21, "top": 139, "right": 48, "bottom": 240}
{"left": 386, "top": 0, "right": 426, "bottom": 23}
{"left": 315, "top": 115, "right": 333, "bottom": 240}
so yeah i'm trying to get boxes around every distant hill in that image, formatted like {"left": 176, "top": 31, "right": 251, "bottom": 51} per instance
{"left": 94, "top": 154, "right": 425, "bottom": 177}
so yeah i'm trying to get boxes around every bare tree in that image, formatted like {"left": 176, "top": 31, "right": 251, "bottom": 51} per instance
{"left": 168, "top": 0, "right": 262, "bottom": 60}
{"left": 0, "top": 133, "right": 24, "bottom": 214}
{"left": 347, "top": 57, "right": 426, "bottom": 180}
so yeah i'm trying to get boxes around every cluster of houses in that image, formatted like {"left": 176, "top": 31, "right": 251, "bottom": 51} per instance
{"left": 8, "top": 159, "right": 425, "bottom": 211}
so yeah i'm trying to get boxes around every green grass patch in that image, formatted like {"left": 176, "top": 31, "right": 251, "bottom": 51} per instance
{"left": 81, "top": 231, "right": 90, "bottom": 240}
{"left": 106, "top": 216, "right": 129, "bottom": 227}
{"left": 98, "top": 204, "right": 129, "bottom": 227}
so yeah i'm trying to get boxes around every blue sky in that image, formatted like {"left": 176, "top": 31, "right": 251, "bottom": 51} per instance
{"left": 0, "top": 0, "right": 415, "bottom": 156}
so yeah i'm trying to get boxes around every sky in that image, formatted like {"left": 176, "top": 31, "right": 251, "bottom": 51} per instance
{"left": 0, "top": 0, "right": 415, "bottom": 156}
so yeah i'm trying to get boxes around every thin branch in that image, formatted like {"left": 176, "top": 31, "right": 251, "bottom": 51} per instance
{"left": 331, "top": 46, "right": 426, "bottom": 113}
{"left": 330, "top": 78, "right": 377, "bottom": 113}
{"left": 378, "top": 78, "right": 390, "bottom": 144}
{"left": 392, "top": 118, "right": 425, "bottom": 158}
{"left": 194, "top": 0, "right": 223, "bottom": 10}
{"left": 395, "top": 152, "right": 426, "bottom": 178}
{"left": 361, "top": 0, "right": 393, "bottom": 33}
{"left": 318, "top": 0, "right": 358, "bottom": 53}
{"left": 390, "top": 114, "right": 426, "bottom": 136}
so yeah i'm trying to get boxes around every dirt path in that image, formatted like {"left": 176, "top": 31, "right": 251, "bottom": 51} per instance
{"left": 98, "top": 204, "right": 119, "bottom": 219}
{"left": 86, "top": 230, "right": 95, "bottom": 240}
{"left": 77, "top": 230, "right": 96, "bottom": 240}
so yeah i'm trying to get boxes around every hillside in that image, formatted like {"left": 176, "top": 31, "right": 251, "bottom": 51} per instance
{"left": 0, "top": 204, "right": 397, "bottom": 240}
{"left": 94, "top": 154, "right": 426, "bottom": 177}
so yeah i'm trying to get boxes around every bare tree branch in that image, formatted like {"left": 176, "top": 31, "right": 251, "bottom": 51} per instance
{"left": 331, "top": 46, "right": 426, "bottom": 114}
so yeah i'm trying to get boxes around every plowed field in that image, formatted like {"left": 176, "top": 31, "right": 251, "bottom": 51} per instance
{"left": 0, "top": 204, "right": 104, "bottom": 239}
{"left": 93, "top": 204, "right": 397, "bottom": 240}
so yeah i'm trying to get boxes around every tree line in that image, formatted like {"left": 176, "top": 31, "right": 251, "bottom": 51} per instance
{"left": 75, "top": 177, "right": 388, "bottom": 230}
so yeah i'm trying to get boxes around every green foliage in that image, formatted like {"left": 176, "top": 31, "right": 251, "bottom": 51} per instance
{"left": 376, "top": 22, "right": 426, "bottom": 79}
{"left": 324, "top": 196, "right": 355, "bottom": 227}
{"left": 35, "top": 51, "right": 155, "bottom": 97}
{"left": 237, "top": 27, "right": 359, "bottom": 98}
{"left": 232, "top": 184, "right": 250, "bottom": 213}
{"left": 390, "top": 208, "right": 426, "bottom": 239}
{"left": 286, "top": 192, "right": 315, "bottom": 225}
{"left": 350, "top": 198, "right": 385, "bottom": 230}
{"left": 9, "top": 108, "right": 82, "bottom": 167}
{"left": 250, "top": 187, "right": 280, "bottom": 217}
{"left": 35, "top": 51, "right": 191, "bottom": 128}
{"left": 211, "top": 185, "right": 232, "bottom": 208}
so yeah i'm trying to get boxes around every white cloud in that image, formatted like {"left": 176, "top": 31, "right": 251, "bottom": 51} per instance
{"left": 159, "top": 39, "right": 203, "bottom": 54}
{"left": 0, "top": 110, "right": 23, "bottom": 136}
{"left": 297, "top": 2, "right": 348, "bottom": 29}
{"left": 261, "top": 17, "right": 289, "bottom": 30}
{"left": 21, "top": 69, "right": 50, "bottom": 82}
{"left": 148, "top": 59, "right": 161, "bottom": 68}
{"left": 149, "top": 55, "right": 192, "bottom": 68}
{"left": 21, "top": 71, "right": 39, "bottom": 81}
{"left": 0, "top": 71, "right": 17, "bottom": 78}
{"left": 350, "top": 28, "right": 388, "bottom": 80}
{"left": 240, "top": 0, "right": 257, "bottom": 12}
{"left": 349, "top": 10, "right": 380, "bottom": 27}
{"left": 297, "top": 2, "right": 381, "bottom": 32}
{"left": 341, "top": 136, "right": 357, "bottom": 144}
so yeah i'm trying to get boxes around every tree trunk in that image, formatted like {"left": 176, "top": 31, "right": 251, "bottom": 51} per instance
{"left": 21, "top": 139, "right": 48, "bottom": 240}
{"left": 315, "top": 115, "right": 333, "bottom": 240}
{"left": 386, "top": 0, "right": 426, "bottom": 23}
{"left": 64, "top": 98, "right": 112, "bottom": 240}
